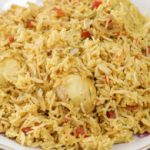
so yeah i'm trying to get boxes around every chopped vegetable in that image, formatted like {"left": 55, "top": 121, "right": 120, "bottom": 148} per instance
{"left": 146, "top": 46, "right": 150, "bottom": 56}
{"left": 115, "top": 32, "right": 120, "bottom": 37}
{"left": 54, "top": 8, "right": 65, "bottom": 18}
{"left": 137, "top": 132, "right": 150, "bottom": 138}
{"left": 92, "top": 0, "right": 102, "bottom": 9}
{"left": 26, "top": 20, "right": 34, "bottom": 28}
{"left": 126, "top": 105, "right": 138, "bottom": 112}
{"left": 81, "top": 29, "right": 92, "bottom": 38}
{"left": 106, "top": 110, "right": 116, "bottom": 119}
{"left": 22, "top": 127, "right": 32, "bottom": 134}
{"left": 75, "top": 126, "right": 86, "bottom": 138}
{"left": 8, "top": 36, "right": 14, "bottom": 44}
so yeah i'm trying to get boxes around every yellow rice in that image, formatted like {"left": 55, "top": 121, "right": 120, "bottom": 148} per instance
{"left": 0, "top": 0, "right": 150, "bottom": 149}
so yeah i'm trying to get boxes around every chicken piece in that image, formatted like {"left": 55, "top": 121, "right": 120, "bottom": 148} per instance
{"left": 56, "top": 74, "right": 96, "bottom": 113}
{"left": 0, "top": 58, "right": 20, "bottom": 86}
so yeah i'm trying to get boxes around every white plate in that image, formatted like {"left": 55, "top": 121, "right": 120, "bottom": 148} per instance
{"left": 0, "top": 0, "right": 150, "bottom": 150}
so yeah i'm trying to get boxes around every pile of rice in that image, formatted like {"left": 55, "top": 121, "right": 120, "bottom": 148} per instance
{"left": 0, "top": 0, "right": 150, "bottom": 149}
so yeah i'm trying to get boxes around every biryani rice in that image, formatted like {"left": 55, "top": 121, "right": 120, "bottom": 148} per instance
{"left": 0, "top": 0, "right": 150, "bottom": 149}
